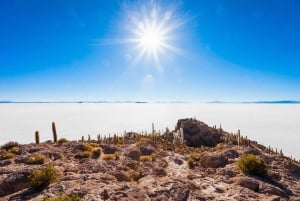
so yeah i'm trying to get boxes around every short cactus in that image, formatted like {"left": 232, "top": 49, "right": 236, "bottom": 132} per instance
{"left": 52, "top": 122, "right": 57, "bottom": 143}
{"left": 35, "top": 131, "right": 40, "bottom": 144}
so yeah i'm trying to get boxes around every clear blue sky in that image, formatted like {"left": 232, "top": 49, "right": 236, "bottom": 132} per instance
{"left": 1, "top": 0, "right": 300, "bottom": 102}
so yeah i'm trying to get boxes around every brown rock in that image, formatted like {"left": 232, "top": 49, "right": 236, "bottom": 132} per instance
{"left": 0, "top": 170, "right": 31, "bottom": 197}
{"left": 124, "top": 147, "right": 141, "bottom": 161}
{"left": 200, "top": 152, "right": 228, "bottom": 168}
{"left": 101, "top": 144, "right": 118, "bottom": 154}
{"left": 153, "top": 167, "right": 167, "bottom": 177}
{"left": 170, "top": 182, "right": 190, "bottom": 201}
{"left": 259, "top": 183, "right": 289, "bottom": 197}
{"left": 234, "top": 176, "right": 260, "bottom": 192}
{"left": 139, "top": 143, "right": 156, "bottom": 156}
{"left": 222, "top": 148, "right": 239, "bottom": 159}
{"left": 113, "top": 171, "right": 130, "bottom": 182}
{"left": 176, "top": 118, "right": 222, "bottom": 147}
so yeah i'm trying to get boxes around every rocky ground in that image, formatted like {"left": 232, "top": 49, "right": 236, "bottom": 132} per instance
{"left": 0, "top": 118, "right": 300, "bottom": 201}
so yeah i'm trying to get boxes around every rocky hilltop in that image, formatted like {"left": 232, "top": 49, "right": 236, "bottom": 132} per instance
{"left": 0, "top": 118, "right": 300, "bottom": 201}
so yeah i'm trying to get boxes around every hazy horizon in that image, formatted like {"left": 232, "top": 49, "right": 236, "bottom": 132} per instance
{"left": 1, "top": 103, "right": 299, "bottom": 160}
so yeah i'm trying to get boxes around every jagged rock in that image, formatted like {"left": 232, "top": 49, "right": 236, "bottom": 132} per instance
{"left": 170, "top": 182, "right": 190, "bottom": 201}
{"left": 259, "top": 182, "right": 290, "bottom": 197}
{"left": 176, "top": 118, "right": 222, "bottom": 147}
{"left": 124, "top": 147, "right": 141, "bottom": 161}
{"left": 234, "top": 176, "right": 260, "bottom": 192}
{"left": 222, "top": 148, "right": 239, "bottom": 159}
{"left": 200, "top": 152, "right": 228, "bottom": 168}
{"left": 139, "top": 143, "right": 156, "bottom": 156}
{"left": 0, "top": 159, "right": 12, "bottom": 167}
{"left": 153, "top": 167, "right": 167, "bottom": 177}
{"left": 101, "top": 144, "right": 118, "bottom": 154}
{"left": 100, "top": 189, "right": 110, "bottom": 200}
{"left": 174, "top": 158, "right": 183, "bottom": 165}
{"left": 0, "top": 170, "right": 31, "bottom": 197}
{"left": 113, "top": 171, "right": 130, "bottom": 182}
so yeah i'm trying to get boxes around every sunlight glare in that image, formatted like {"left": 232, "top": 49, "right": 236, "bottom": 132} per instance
{"left": 139, "top": 28, "right": 163, "bottom": 51}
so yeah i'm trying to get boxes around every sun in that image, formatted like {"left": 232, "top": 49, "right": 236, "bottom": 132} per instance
{"left": 122, "top": 1, "right": 186, "bottom": 67}
{"left": 138, "top": 26, "right": 164, "bottom": 52}
{"left": 99, "top": 1, "right": 187, "bottom": 68}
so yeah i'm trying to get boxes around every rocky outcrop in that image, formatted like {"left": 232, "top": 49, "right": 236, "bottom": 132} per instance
{"left": 139, "top": 142, "right": 156, "bottom": 156}
{"left": 200, "top": 152, "right": 228, "bottom": 168}
{"left": 176, "top": 118, "right": 222, "bottom": 147}
{"left": 124, "top": 147, "right": 141, "bottom": 161}
{"left": 0, "top": 119, "right": 300, "bottom": 201}
{"left": 0, "top": 170, "right": 31, "bottom": 197}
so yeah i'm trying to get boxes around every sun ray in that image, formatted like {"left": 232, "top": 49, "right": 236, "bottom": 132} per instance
{"left": 99, "top": 1, "right": 188, "bottom": 68}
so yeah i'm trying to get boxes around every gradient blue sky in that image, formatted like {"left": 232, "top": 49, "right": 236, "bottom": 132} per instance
{"left": 1, "top": 0, "right": 300, "bottom": 102}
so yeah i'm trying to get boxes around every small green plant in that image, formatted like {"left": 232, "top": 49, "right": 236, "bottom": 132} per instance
{"left": 26, "top": 154, "right": 46, "bottom": 164}
{"left": 187, "top": 157, "right": 195, "bottom": 169}
{"left": 0, "top": 151, "right": 15, "bottom": 160}
{"left": 237, "top": 154, "right": 268, "bottom": 177}
{"left": 42, "top": 193, "right": 81, "bottom": 201}
{"left": 58, "top": 138, "right": 69, "bottom": 144}
{"left": 190, "top": 152, "right": 200, "bottom": 161}
{"left": 28, "top": 164, "right": 58, "bottom": 190}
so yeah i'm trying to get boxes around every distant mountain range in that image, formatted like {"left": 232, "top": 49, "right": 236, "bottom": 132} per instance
{"left": 1, "top": 100, "right": 300, "bottom": 104}
{"left": 208, "top": 100, "right": 300, "bottom": 104}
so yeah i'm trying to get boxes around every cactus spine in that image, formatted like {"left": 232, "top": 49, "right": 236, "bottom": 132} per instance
{"left": 35, "top": 130, "right": 40, "bottom": 144}
{"left": 52, "top": 122, "right": 57, "bottom": 143}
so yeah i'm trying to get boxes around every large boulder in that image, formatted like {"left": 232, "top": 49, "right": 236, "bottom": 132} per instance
{"left": 139, "top": 142, "right": 156, "bottom": 156}
{"left": 0, "top": 170, "right": 31, "bottom": 197}
{"left": 124, "top": 147, "right": 141, "bottom": 161}
{"left": 176, "top": 118, "right": 222, "bottom": 147}
{"left": 200, "top": 152, "right": 228, "bottom": 168}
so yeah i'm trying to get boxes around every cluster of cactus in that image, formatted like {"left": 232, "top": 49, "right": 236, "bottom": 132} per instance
{"left": 221, "top": 130, "right": 251, "bottom": 147}
{"left": 34, "top": 122, "right": 59, "bottom": 144}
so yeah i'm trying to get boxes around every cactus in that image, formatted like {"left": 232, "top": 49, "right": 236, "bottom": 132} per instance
{"left": 237, "top": 130, "right": 241, "bottom": 146}
{"left": 81, "top": 136, "right": 84, "bottom": 143}
{"left": 97, "top": 134, "right": 101, "bottom": 143}
{"left": 52, "top": 122, "right": 57, "bottom": 143}
{"left": 35, "top": 131, "right": 40, "bottom": 144}
{"left": 152, "top": 123, "right": 155, "bottom": 134}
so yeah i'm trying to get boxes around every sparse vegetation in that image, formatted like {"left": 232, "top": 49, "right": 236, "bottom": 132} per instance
{"left": 77, "top": 143, "right": 93, "bottom": 152}
{"left": 26, "top": 154, "right": 46, "bottom": 164}
{"left": 1, "top": 141, "right": 19, "bottom": 150}
{"left": 140, "top": 155, "right": 154, "bottom": 162}
{"left": 0, "top": 151, "right": 15, "bottom": 160}
{"left": 187, "top": 157, "right": 195, "bottom": 168}
{"left": 237, "top": 154, "right": 268, "bottom": 177}
{"left": 28, "top": 164, "right": 59, "bottom": 190}
{"left": 92, "top": 148, "right": 101, "bottom": 158}
{"left": 42, "top": 193, "right": 81, "bottom": 201}
{"left": 102, "top": 152, "right": 120, "bottom": 160}
{"left": 58, "top": 138, "right": 69, "bottom": 144}
{"left": 75, "top": 151, "right": 92, "bottom": 159}
{"left": 187, "top": 152, "right": 200, "bottom": 169}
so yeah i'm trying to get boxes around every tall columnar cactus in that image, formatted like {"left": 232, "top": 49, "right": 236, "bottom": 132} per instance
{"left": 52, "top": 122, "right": 57, "bottom": 143}
{"left": 35, "top": 131, "right": 40, "bottom": 144}
{"left": 237, "top": 130, "right": 241, "bottom": 146}
{"left": 152, "top": 123, "right": 155, "bottom": 134}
